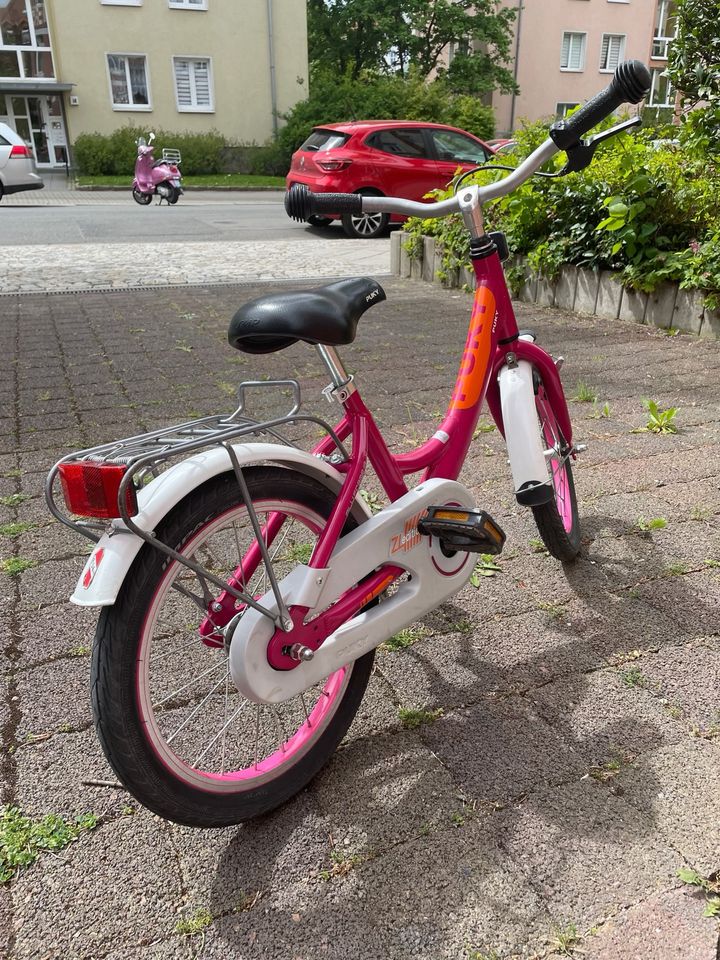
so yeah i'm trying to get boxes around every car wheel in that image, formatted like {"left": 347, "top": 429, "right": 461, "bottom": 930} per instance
{"left": 0, "top": 181, "right": 4, "bottom": 203}
{"left": 307, "top": 215, "right": 333, "bottom": 229}
{"left": 341, "top": 190, "right": 389, "bottom": 239}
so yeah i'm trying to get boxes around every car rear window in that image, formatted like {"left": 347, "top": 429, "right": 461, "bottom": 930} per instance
{"left": 366, "top": 129, "right": 427, "bottom": 158}
{"left": 299, "top": 130, "right": 350, "bottom": 152}
{"left": 0, "top": 135, "right": 9, "bottom": 146}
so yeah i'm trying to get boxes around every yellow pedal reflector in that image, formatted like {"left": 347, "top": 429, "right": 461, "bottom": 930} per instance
{"left": 483, "top": 518, "right": 502, "bottom": 539}
{"left": 434, "top": 509, "right": 470, "bottom": 522}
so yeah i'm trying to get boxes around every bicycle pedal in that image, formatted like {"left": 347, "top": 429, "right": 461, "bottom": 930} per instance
{"left": 417, "top": 506, "right": 506, "bottom": 555}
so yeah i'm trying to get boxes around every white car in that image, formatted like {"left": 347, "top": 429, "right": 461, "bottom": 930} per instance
{"left": 0, "top": 121, "right": 44, "bottom": 201}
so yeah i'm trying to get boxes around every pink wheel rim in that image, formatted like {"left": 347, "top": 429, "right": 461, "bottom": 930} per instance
{"left": 537, "top": 387, "right": 574, "bottom": 533}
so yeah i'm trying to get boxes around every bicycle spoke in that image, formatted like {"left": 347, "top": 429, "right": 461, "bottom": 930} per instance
{"left": 154, "top": 659, "right": 227, "bottom": 708}
{"left": 166, "top": 669, "right": 230, "bottom": 744}
{"left": 193, "top": 701, "right": 248, "bottom": 767}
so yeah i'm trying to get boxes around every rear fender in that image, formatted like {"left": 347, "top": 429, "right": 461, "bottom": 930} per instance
{"left": 71, "top": 443, "right": 370, "bottom": 607}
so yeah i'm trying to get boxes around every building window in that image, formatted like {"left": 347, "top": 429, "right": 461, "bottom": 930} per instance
{"left": 652, "top": 0, "right": 677, "bottom": 59}
{"left": 101, "top": 1, "right": 143, "bottom": 6}
{"left": 107, "top": 54, "right": 150, "bottom": 108}
{"left": 560, "top": 32, "right": 586, "bottom": 71}
{"left": 0, "top": 0, "right": 55, "bottom": 79}
{"left": 169, "top": 0, "right": 207, "bottom": 9}
{"left": 173, "top": 57, "right": 213, "bottom": 111}
{"left": 556, "top": 102, "right": 581, "bottom": 118}
{"left": 600, "top": 34, "right": 626, "bottom": 72}
{"left": 649, "top": 67, "right": 674, "bottom": 106}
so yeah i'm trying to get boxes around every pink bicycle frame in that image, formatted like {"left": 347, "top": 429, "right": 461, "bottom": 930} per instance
{"left": 208, "top": 243, "right": 573, "bottom": 667}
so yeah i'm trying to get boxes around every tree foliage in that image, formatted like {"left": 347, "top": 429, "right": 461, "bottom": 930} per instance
{"left": 308, "top": 0, "right": 517, "bottom": 96}
{"left": 667, "top": 0, "right": 720, "bottom": 154}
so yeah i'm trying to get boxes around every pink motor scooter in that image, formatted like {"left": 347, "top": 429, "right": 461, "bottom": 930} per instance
{"left": 132, "top": 132, "right": 183, "bottom": 206}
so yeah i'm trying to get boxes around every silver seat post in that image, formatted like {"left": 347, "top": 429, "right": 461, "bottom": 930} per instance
{"left": 316, "top": 345, "right": 356, "bottom": 401}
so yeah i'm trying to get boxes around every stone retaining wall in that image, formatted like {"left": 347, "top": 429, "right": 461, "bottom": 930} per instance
{"left": 390, "top": 231, "right": 720, "bottom": 339}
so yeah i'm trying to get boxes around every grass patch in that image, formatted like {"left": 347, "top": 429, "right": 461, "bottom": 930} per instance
{"left": 0, "top": 806, "right": 98, "bottom": 883}
{"left": 398, "top": 706, "right": 444, "bottom": 730}
{"left": 383, "top": 625, "right": 427, "bottom": 653}
{"left": 636, "top": 515, "right": 667, "bottom": 532}
{"left": 77, "top": 173, "right": 285, "bottom": 188}
{"left": 0, "top": 522, "right": 34, "bottom": 538}
{"left": 571, "top": 382, "right": 598, "bottom": 403}
{"left": 548, "top": 920, "right": 583, "bottom": 956}
{"left": 175, "top": 907, "right": 213, "bottom": 936}
{"left": 620, "top": 666, "right": 647, "bottom": 688}
{"left": 0, "top": 557, "right": 35, "bottom": 576}
{"left": 0, "top": 494, "right": 30, "bottom": 507}
{"left": 280, "top": 542, "right": 313, "bottom": 565}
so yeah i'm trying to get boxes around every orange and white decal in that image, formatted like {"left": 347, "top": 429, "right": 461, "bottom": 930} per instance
{"left": 390, "top": 509, "right": 425, "bottom": 556}
{"left": 82, "top": 548, "right": 105, "bottom": 589}
{"left": 450, "top": 284, "right": 496, "bottom": 411}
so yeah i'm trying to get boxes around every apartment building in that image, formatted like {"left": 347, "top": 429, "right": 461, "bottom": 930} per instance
{"left": 0, "top": 0, "right": 308, "bottom": 170}
{"left": 489, "top": 0, "right": 676, "bottom": 135}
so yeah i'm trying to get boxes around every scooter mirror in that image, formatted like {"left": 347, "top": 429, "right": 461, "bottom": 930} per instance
{"left": 137, "top": 137, "right": 146, "bottom": 147}
{"left": 148, "top": 132, "right": 156, "bottom": 143}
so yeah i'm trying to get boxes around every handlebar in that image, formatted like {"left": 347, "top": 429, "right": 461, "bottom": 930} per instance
{"left": 549, "top": 60, "right": 651, "bottom": 150}
{"left": 285, "top": 60, "right": 651, "bottom": 225}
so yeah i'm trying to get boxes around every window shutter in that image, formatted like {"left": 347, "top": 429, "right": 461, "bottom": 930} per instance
{"left": 175, "top": 59, "right": 192, "bottom": 107}
{"left": 193, "top": 61, "right": 210, "bottom": 106}
{"left": 561, "top": 33, "right": 570, "bottom": 68}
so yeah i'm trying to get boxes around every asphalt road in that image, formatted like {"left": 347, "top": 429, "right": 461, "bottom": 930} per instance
{"left": 0, "top": 191, "right": 353, "bottom": 246}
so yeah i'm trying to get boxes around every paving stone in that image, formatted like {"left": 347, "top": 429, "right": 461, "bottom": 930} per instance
{"left": 582, "top": 887, "right": 719, "bottom": 960}
{"left": 619, "top": 739, "right": 720, "bottom": 873}
{"left": 493, "top": 778, "right": 683, "bottom": 929}
{"left": 15, "top": 655, "right": 92, "bottom": 739}
{"left": 11, "top": 814, "right": 182, "bottom": 959}
{"left": 638, "top": 638, "right": 720, "bottom": 729}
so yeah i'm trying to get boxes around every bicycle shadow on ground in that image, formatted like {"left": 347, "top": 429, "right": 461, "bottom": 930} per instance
{"left": 201, "top": 512, "right": 713, "bottom": 956}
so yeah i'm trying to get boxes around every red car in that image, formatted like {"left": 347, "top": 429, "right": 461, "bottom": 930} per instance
{"left": 286, "top": 120, "right": 494, "bottom": 238}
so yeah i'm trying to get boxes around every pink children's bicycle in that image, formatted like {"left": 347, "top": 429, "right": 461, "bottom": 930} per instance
{"left": 46, "top": 62, "right": 650, "bottom": 827}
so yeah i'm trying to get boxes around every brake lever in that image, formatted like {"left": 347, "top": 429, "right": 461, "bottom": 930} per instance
{"left": 556, "top": 116, "right": 643, "bottom": 175}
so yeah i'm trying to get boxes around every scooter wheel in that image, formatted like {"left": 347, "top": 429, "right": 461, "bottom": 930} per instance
{"left": 167, "top": 187, "right": 180, "bottom": 205}
{"left": 132, "top": 188, "right": 153, "bottom": 206}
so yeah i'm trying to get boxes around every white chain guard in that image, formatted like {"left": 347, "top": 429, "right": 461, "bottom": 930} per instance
{"left": 228, "top": 477, "right": 476, "bottom": 704}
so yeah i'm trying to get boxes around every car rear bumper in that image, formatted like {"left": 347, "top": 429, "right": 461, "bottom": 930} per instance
{"left": 3, "top": 179, "right": 44, "bottom": 195}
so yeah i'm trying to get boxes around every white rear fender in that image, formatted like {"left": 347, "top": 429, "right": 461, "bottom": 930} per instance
{"left": 71, "top": 443, "right": 371, "bottom": 607}
{"left": 499, "top": 359, "right": 552, "bottom": 506}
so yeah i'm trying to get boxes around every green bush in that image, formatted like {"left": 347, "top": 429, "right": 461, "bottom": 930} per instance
{"left": 258, "top": 70, "right": 496, "bottom": 175}
{"left": 73, "top": 126, "right": 228, "bottom": 176}
{"left": 404, "top": 115, "right": 720, "bottom": 305}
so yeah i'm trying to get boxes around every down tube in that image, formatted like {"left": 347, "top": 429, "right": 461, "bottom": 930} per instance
{"left": 426, "top": 266, "right": 509, "bottom": 480}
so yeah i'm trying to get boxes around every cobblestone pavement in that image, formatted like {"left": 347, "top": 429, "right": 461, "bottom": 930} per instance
{"left": 0, "top": 279, "right": 719, "bottom": 960}
{"left": 1, "top": 189, "right": 282, "bottom": 206}
{"left": 0, "top": 237, "right": 390, "bottom": 294}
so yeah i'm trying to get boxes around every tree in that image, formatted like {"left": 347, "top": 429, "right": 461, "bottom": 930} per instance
{"left": 308, "top": 0, "right": 517, "bottom": 96}
{"left": 667, "top": 0, "right": 720, "bottom": 152}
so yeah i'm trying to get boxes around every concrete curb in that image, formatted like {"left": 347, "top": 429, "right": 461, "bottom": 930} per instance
{"left": 391, "top": 231, "right": 720, "bottom": 339}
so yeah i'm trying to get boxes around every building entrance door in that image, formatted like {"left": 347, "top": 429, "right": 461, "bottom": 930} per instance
{"left": 0, "top": 93, "right": 67, "bottom": 167}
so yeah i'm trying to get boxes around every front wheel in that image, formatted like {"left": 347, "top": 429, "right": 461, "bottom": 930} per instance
{"left": 132, "top": 187, "right": 153, "bottom": 205}
{"left": 341, "top": 189, "right": 389, "bottom": 239}
{"left": 530, "top": 381, "right": 581, "bottom": 561}
{"left": 91, "top": 466, "right": 374, "bottom": 827}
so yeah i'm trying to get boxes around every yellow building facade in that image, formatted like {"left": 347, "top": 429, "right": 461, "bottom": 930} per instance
{"left": 0, "top": 0, "right": 308, "bottom": 169}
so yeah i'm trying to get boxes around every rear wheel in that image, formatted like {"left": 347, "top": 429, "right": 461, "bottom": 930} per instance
{"left": 91, "top": 466, "right": 374, "bottom": 826}
{"left": 341, "top": 189, "right": 389, "bottom": 239}
{"left": 531, "top": 382, "right": 581, "bottom": 561}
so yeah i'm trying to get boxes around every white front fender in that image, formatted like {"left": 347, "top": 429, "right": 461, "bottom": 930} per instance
{"left": 71, "top": 443, "right": 370, "bottom": 607}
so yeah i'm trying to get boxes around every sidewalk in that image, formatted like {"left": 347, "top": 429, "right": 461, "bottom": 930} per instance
{"left": 1, "top": 187, "right": 284, "bottom": 206}
{"left": 0, "top": 278, "right": 719, "bottom": 959}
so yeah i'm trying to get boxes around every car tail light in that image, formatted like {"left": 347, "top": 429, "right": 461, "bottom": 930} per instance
{"left": 58, "top": 461, "right": 138, "bottom": 519}
{"left": 315, "top": 158, "right": 352, "bottom": 172}
{"left": 9, "top": 144, "right": 31, "bottom": 159}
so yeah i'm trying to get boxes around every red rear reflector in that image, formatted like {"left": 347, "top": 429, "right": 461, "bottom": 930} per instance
{"left": 315, "top": 158, "right": 352, "bottom": 172}
{"left": 9, "top": 144, "right": 30, "bottom": 158}
{"left": 58, "top": 462, "right": 138, "bottom": 519}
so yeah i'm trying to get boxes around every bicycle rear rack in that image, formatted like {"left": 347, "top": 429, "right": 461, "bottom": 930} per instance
{"left": 161, "top": 148, "right": 182, "bottom": 165}
{"left": 45, "top": 379, "right": 349, "bottom": 629}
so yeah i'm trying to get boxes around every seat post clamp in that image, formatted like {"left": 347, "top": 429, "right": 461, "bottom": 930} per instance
{"left": 322, "top": 375, "right": 355, "bottom": 405}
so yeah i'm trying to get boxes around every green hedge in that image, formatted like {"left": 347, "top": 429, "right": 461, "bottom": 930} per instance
{"left": 73, "top": 126, "right": 228, "bottom": 176}
{"left": 404, "top": 116, "right": 720, "bottom": 310}
{"left": 251, "top": 71, "right": 497, "bottom": 176}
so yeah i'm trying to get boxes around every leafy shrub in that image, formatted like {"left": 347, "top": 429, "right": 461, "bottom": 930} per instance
{"left": 74, "top": 126, "right": 228, "bottom": 176}
{"left": 404, "top": 115, "right": 720, "bottom": 304}
{"left": 261, "top": 70, "right": 495, "bottom": 175}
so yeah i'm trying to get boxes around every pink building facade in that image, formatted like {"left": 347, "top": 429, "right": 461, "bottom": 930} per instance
{"left": 489, "top": 0, "right": 676, "bottom": 135}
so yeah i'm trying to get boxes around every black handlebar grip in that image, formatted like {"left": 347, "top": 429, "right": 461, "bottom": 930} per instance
{"left": 285, "top": 183, "right": 363, "bottom": 221}
{"left": 549, "top": 60, "right": 651, "bottom": 151}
